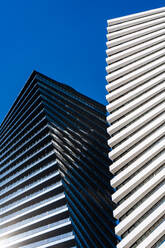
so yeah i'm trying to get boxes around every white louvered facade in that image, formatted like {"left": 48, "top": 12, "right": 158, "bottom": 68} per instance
{"left": 106, "top": 7, "right": 165, "bottom": 248}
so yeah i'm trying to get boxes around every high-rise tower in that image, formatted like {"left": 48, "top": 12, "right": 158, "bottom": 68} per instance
{"left": 106, "top": 7, "right": 165, "bottom": 248}
{"left": 0, "top": 71, "right": 116, "bottom": 248}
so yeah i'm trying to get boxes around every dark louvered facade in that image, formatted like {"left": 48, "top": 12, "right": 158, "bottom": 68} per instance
{"left": 0, "top": 71, "right": 116, "bottom": 248}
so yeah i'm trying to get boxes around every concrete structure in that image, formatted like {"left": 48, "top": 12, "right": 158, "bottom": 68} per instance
{"left": 106, "top": 7, "right": 165, "bottom": 248}
{"left": 0, "top": 71, "right": 117, "bottom": 247}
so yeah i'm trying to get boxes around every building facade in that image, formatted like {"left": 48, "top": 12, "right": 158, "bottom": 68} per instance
{"left": 0, "top": 71, "right": 117, "bottom": 248}
{"left": 106, "top": 6, "right": 165, "bottom": 248}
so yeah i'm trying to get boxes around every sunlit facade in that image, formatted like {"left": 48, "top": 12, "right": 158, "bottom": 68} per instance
{"left": 106, "top": 7, "right": 165, "bottom": 248}
{"left": 0, "top": 71, "right": 116, "bottom": 247}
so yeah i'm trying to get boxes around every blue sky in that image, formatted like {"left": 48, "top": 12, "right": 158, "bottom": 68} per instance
{"left": 0, "top": 0, "right": 164, "bottom": 123}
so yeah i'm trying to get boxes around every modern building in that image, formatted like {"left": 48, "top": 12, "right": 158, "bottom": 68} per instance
{"left": 0, "top": 71, "right": 117, "bottom": 248}
{"left": 106, "top": 6, "right": 165, "bottom": 248}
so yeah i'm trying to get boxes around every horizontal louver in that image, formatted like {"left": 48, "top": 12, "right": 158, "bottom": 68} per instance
{"left": 0, "top": 71, "right": 116, "bottom": 248}
{"left": 106, "top": 7, "right": 165, "bottom": 248}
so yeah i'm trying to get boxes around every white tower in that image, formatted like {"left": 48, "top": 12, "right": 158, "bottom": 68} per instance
{"left": 106, "top": 7, "right": 165, "bottom": 248}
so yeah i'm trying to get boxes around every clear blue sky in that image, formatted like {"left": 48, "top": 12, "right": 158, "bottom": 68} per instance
{"left": 0, "top": 0, "right": 164, "bottom": 123}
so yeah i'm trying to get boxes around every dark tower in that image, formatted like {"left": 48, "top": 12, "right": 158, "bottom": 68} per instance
{"left": 0, "top": 71, "right": 116, "bottom": 248}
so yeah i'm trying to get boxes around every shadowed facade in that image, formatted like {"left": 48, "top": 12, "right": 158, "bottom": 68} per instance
{"left": 0, "top": 71, "right": 117, "bottom": 248}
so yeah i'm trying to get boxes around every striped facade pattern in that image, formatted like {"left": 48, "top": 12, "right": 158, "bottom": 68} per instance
{"left": 106, "top": 7, "right": 165, "bottom": 248}
{"left": 0, "top": 71, "right": 116, "bottom": 248}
